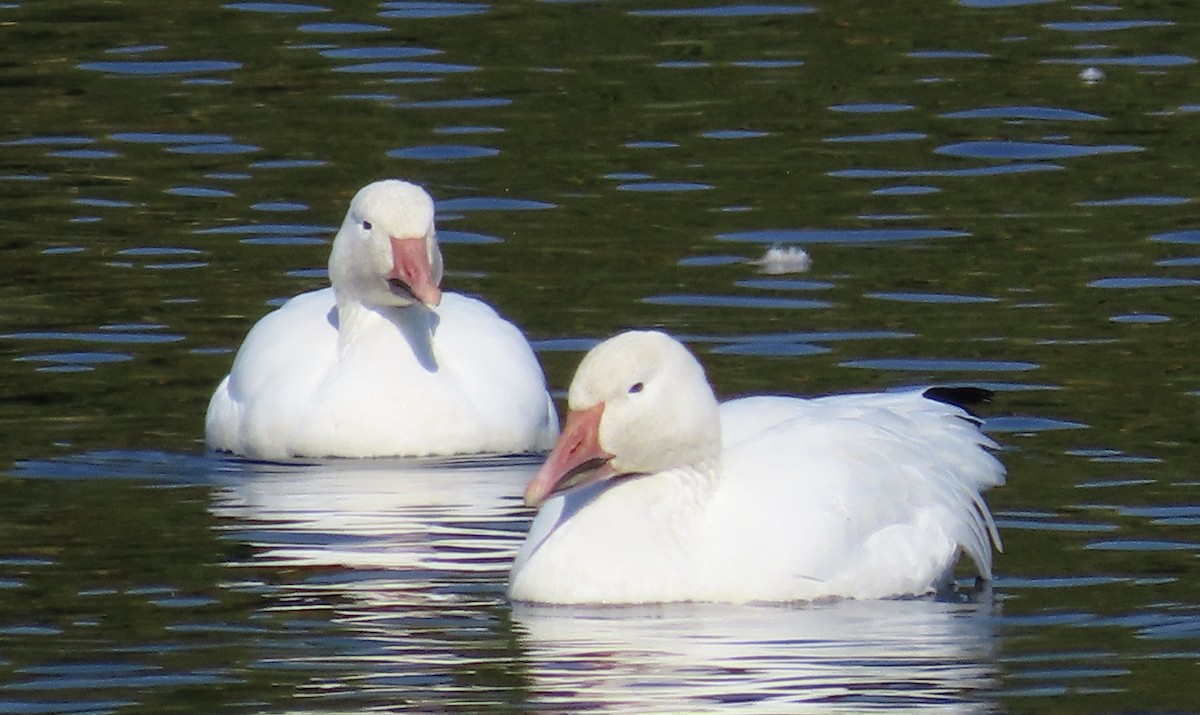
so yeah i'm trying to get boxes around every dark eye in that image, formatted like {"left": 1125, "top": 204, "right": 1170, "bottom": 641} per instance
{"left": 628, "top": 382, "right": 644, "bottom": 394}
{"left": 362, "top": 220, "right": 373, "bottom": 231}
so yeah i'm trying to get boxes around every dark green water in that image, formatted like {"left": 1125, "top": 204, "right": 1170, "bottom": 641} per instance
{"left": 2, "top": 1, "right": 1198, "bottom": 712}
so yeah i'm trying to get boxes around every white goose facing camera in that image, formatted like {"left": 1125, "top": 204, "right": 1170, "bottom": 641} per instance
{"left": 205, "top": 179, "right": 558, "bottom": 460}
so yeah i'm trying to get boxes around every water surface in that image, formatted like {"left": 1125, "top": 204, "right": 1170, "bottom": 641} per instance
{"left": 2, "top": 1, "right": 1199, "bottom": 712}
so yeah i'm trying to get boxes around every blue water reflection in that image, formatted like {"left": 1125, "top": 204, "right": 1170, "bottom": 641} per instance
{"left": 1077, "top": 195, "right": 1190, "bottom": 207}
{"left": 387, "top": 144, "right": 499, "bottom": 161}
{"left": 830, "top": 102, "right": 915, "bottom": 113}
{"left": 630, "top": 5, "right": 815, "bottom": 18}
{"left": 380, "top": 2, "right": 490, "bottom": 19}
{"left": 940, "top": 106, "right": 1106, "bottom": 121}
{"left": 935, "top": 140, "right": 1140, "bottom": 160}
{"left": 1043, "top": 54, "right": 1195, "bottom": 68}
{"left": 298, "top": 22, "right": 390, "bottom": 34}
{"left": 831, "top": 163, "right": 1062, "bottom": 178}
{"left": 720, "top": 228, "right": 969, "bottom": 245}
{"left": 78, "top": 60, "right": 241, "bottom": 76}
{"left": 1151, "top": 229, "right": 1200, "bottom": 244}
{"left": 224, "top": 2, "right": 330, "bottom": 13}
{"left": 1045, "top": 20, "right": 1174, "bottom": 32}
{"left": 826, "top": 131, "right": 926, "bottom": 143}
{"left": 321, "top": 46, "right": 441, "bottom": 60}
{"left": 335, "top": 60, "right": 477, "bottom": 74}
{"left": 644, "top": 294, "right": 831, "bottom": 310}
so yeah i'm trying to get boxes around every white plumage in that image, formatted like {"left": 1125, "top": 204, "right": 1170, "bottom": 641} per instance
{"left": 509, "top": 330, "right": 1004, "bottom": 605}
{"left": 205, "top": 179, "right": 558, "bottom": 459}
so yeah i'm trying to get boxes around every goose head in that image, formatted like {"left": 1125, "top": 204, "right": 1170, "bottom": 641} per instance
{"left": 328, "top": 179, "right": 444, "bottom": 309}
{"left": 524, "top": 330, "right": 721, "bottom": 507}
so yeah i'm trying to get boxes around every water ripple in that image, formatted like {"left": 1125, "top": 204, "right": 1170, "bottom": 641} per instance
{"left": 710, "top": 341, "right": 830, "bottom": 356}
{"left": 831, "top": 163, "right": 1062, "bottom": 179}
{"left": 867, "top": 292, "right": 998, "bottom": 304}
{"left": 195, "top": 222, "right": 329, "bottom": 236}
{"left": 2, "top": 330, "right": 184, "bottom": 345}
{"left": 986, "top": 415, "right": 1087, "bottom": 432}
{"left": 251, "top": 201, "right": 308, "bottom": 212}
{"left": 334, "top": 60, "right": 476, "bottom": 74}
{"left": 2, "top": 135, "right": 93, "bottom": 147}
{"left": 690, "top": 330, "right": 914, "bottom": 345}
{"left": 250, "top": 158, "right": 327, "bottom": 169}
{"left": 644, "top": 294, "right": 831, "bottom": 310}
{"left": 1088, "top": 277, "right": 1200, "bottom": 289}
{"left": 224, "top": 2, "right": 330, "bottom": 13}
{"left": 321, "top": 46, "right": 440, "bottom": 60}
{"left": 168, "top": 186, "right": 235, "bottom": 198}
{"left": 732, "top": 59, "right": 804, "bottom": 69}
{"left": 1078, "top": 195, "right": 1190, "bottom": 207}
{"left": 1110, "top": 313, "right": 1170, "bottom": 324}
{"left": 107, "top": 44, "right": 168, "bottom": 55}
{"left": 1043, "top": 54, "right": 1196, "bottom": 68}
{"left": 434, "top": 124, "right": 503, "bottom": 135}
{"left": 387, "top": 145, "right": 499, "bottom": 161}
{"left": 908, "top": 50, "right": 990, "bottom": 60}
{"left": 50, "top": 149, "right": 119, "bottom": 159}
{"left": 1044, "top": 20, "right": 1174, "bottom": 32}
{"left": 439, "top": 230, "right": 502, "bottom": 244}
{"left": 735, "top": 278, "right": 834, "bottom": 291}
{"left": 874, "top": 185, "right": 941, "bottom": 196}
{"left": 829, "top": 102, "right": 914, "bottom": 113}
{"left": 14, "top": 352, "right": 135, "bottom": 371}
{"left": 110, "top": 132, "right": 234, "bottom": 144}
{"left": 617, "top": 181, "right": 713, "bottom": 192}
{"left": 960, "top": 0, "right": 1071, "bottom": 7}
{"left": 380, "top": 2, "right": 489, "bottom": 19}
{"left": 626, "top": 140, "right": 679, "bottom": 149}
{"left": 398, "top": 97, "right": 512, "bottom": 109}
{"left": 1150, "top": 229, "right": 1200, "bottom": 244}
{"left": 74, "top": 197, "right": 134, "bottom": 208}
{"left": 720, "top": 228, "right": 969, "bottom": 245}
{"left": 437, "top": 197, "right": 555, "bottom": 212}
{"left": 940, "top": 106, "right": 1106, "bottom": 121}
{"left": 841, "top": 357, "right": 1039, "bottom": 373}
{"left": 298, "top": 22, "right": 389, "bottom": 33}
{"left": 630, "top": 5, "right": 815, "bottom": 18}
{"left": 5, "top": 669, "right": 240, "bottom": 691}
{"left": 825, "top": 131, "right": 926, "bottom": 143}
{"left": 702, "top": 129, "right": 769, "bottom": 140}
{"left": 166, "top": 143, "right": 260, "bottom": 155}
{"left": 79, "top": 60, "right": 241, "bottom": 75}
{"left": 1084, "top": 539, "right": 1197, "bottom": 552}
{"left": 936, "top": 140, "right": 1140, "bottom": 160}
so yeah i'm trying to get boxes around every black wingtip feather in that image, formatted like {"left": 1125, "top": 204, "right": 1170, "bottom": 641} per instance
{"left": 922, "top": 386, "right": 994, "bottom": 417}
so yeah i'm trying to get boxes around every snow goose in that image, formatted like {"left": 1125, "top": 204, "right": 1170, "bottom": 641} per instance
{"left": 508, "top": 330, "right": 1004, "bottom": 604}
{"left": 205, "top": 179, "right": 558, "bottom": 459}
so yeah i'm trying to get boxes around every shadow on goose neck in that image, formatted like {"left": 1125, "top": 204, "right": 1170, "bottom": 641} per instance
{"left": 330, "top": 296, "right": 441, "bottom": 373}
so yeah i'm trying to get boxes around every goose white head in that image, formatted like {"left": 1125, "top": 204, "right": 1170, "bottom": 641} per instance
{"left": 524, "top": 330, "right": 721, "bottom": 507}
{"left": 328, "top": 179, "right": 444, "bottom": 308}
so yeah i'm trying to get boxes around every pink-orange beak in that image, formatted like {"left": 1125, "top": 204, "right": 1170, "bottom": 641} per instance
{"left": 524, "top": 402, "right": 615, "bottom": 508}
{"left": 388, "top": 236, "right": 442, "bottom": 307}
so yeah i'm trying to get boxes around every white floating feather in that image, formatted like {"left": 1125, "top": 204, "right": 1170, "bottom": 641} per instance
{"left": 749, "top": 245, "right": 811, "bottom": 275}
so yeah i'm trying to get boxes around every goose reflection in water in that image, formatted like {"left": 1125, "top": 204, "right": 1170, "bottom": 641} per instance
{"left": 514, "top": 600, "right": 997, "bottom": 713}
{"left": 211, "top": 457, "right": 999, "bottom": 712}
{"left": 209, "top": 455, "right": 534, "bottom": 574}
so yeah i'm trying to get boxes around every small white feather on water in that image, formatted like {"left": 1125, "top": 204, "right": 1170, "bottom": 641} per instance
{"left": 749, "top": 245, "right": 811, "bottom": 274}
{"left": 1079, "top": 66, "right": 1105, "bottom": 85}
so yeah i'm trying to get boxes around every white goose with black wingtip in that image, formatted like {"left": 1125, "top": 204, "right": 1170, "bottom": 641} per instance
{"left": 205, "top": 179, "right": 558, "bottom": 460}
{"left": 508, "top": 330, "right": 1005, "bottom": 605}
